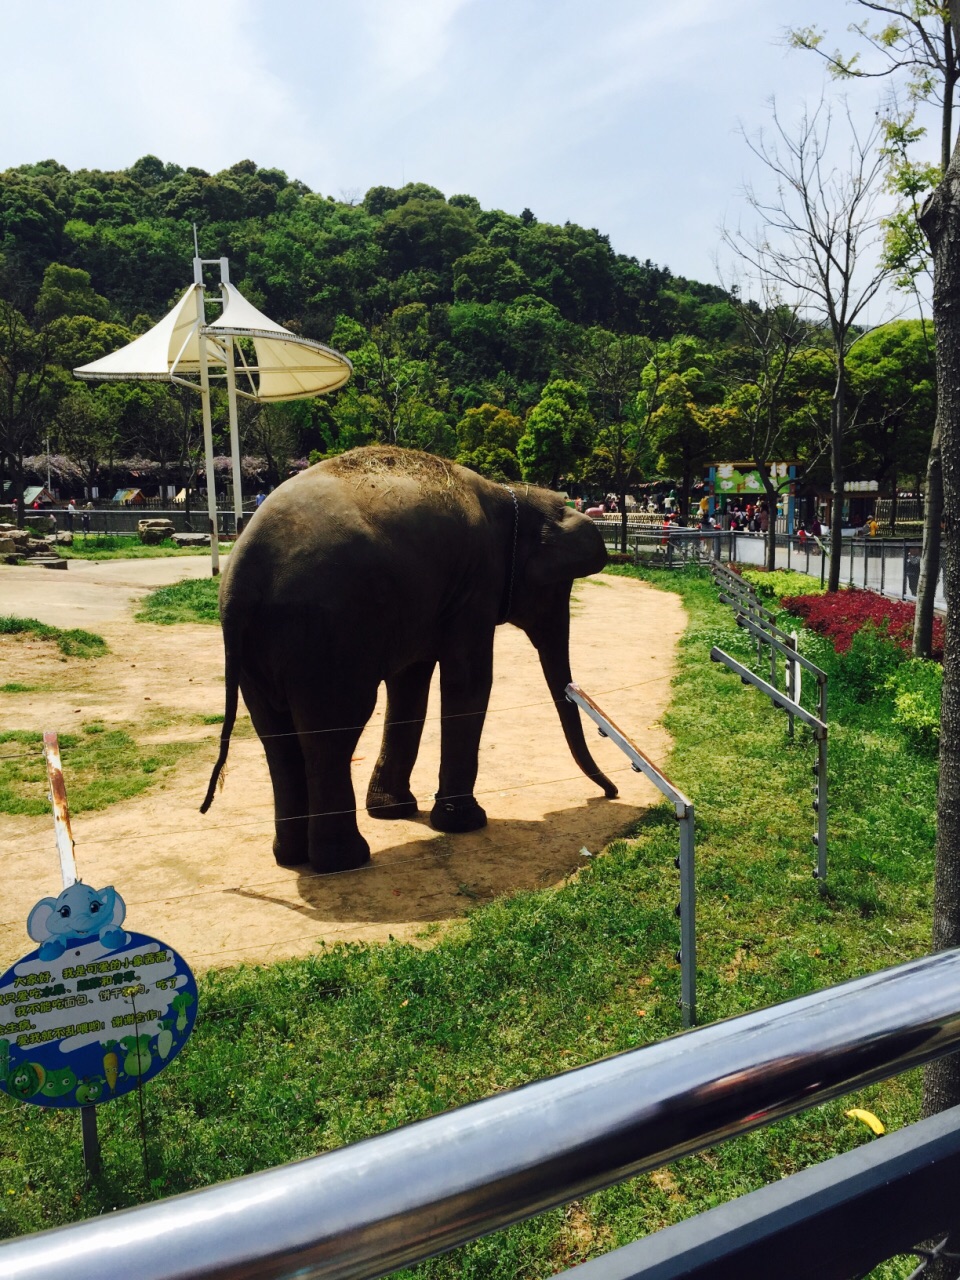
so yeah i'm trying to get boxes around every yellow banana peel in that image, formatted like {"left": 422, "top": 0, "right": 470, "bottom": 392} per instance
{"left": 845, "top": 1107, "right": 885, "bottom": 1135}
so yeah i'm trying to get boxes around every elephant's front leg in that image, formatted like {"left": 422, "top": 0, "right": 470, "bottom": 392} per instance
{"left": 430, "top": 645, "right": 492, "bottom": 833}
{"left": 367, "top": 660, "right": 436, "bottom": 819}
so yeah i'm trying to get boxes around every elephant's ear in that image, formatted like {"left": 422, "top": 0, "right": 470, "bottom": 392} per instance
{"left": 526, "top": 506, "right": 607, "bottom": 586}
{"left": 27, "top": 899, "right": 58, "bottom": 943}
{"left": 99, "top": 886, "right": 126, "bottom": 930}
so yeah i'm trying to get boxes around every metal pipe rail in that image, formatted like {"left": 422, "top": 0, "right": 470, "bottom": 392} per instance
{"left": 567, "top": 1103, "right": 960, "bottom": 1280}
{"left": 565, "top": 682, "right": 696, "bottom": 1025}
{"left": 733, "top": 613, "right": 829, "bottom": 734}
{"left": 7, "top": 950, "right": 960, "bottom": 1280}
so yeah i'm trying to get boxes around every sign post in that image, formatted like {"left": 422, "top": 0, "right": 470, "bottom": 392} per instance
{"left": 0, "top": 733, "right": 198, "bottom": 1181}
{"left": 42, "top": 732, "right": 99, "bottom": 1175}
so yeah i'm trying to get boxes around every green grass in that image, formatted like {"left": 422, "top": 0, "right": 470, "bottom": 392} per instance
{"left": 0, "top": 683, "right": 36, "bottom": 693}
{"left": 135, "top": 577, "right": 221, "bottom": 624}
{"left": 59, "top": 535, "right": 230, "bottom": 561}
{"left": 0, "top": 567, "right": 937, "bottom": 1276}
{"left": 0, "top": 723, "right": 202, "bottom": 816}
{"left": 0, "top": 615, "right": 107, "bottom": 658}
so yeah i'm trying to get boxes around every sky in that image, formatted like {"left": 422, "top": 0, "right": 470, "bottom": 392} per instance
{"left": 0, "top": 0, "right": 938, "bottom": 306}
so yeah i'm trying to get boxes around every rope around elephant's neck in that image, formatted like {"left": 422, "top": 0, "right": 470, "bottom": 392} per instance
{"left": 500, "top": 485, "right": 519, "bottom": 623}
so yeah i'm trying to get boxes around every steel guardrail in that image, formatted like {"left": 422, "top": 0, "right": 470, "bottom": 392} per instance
{"left": 6, "top": 950, "right": 960, "bottom": 1280}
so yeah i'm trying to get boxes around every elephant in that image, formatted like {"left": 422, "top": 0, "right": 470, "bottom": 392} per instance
{"left": 201, "top": 446, "right": 617, "bottom": 873}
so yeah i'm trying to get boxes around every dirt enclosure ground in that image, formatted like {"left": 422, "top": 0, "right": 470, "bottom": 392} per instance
{"left": 0, "top": 559, "right": 685, "bottom": 970}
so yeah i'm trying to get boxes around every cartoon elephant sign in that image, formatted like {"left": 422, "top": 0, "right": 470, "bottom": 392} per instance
{"left": 26, "top": 883, "right": 128, "bottom": 960}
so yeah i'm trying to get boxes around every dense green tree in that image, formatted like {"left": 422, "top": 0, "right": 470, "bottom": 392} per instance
{"left": 455, "top": 403, "right": 522, "bottom": 480}
{"left": 53, "top": 384, "right": 122, "bottom": 496}
{"left": 327, "top": 307, "right": 453, "bottom": 453}
{"left": 376, "top": 199, "right": 478, "bottom": 279}
{"left": 517, "top": 379, "right": 596, "bottom": 488}
{"left": 44, "top": 313, "right": 131, "bottom": 370}
{"left": 573, "top": 327, "right": 651, "bottom": 548}
{"left": 847, "top": 319, "right": 936, "bottom": 518}
{"left": 35, "top": 263, "right": 110, "bottom": 324}
{"left": 452, "top": 246, "right": 529, "bottom": 303}
{"left": 639, "top": 337, "right": 722, "bottom": 522}
{"left": 0, "top": 301, "right": 57, "bottom": 521}
{"left": 715, "top": 295, "right": 826, "bottom": 566}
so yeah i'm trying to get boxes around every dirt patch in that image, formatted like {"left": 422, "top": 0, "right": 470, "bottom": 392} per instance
{"left": 0, "top": 560, "right": 685, "bottom": 971}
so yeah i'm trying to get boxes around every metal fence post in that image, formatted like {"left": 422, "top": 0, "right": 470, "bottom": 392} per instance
{"left": 678, "top": 808, "right": 696, "bottom": 1028}
{"left": 814, "top": 733, "right": 828, "bottom": 881}
{"left": 565, "top": 684, "right": 697, "bottom": 1027}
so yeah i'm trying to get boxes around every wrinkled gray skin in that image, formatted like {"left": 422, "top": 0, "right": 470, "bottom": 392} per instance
{"left": 202, "top": 446, "right": 617, "bottom": 873}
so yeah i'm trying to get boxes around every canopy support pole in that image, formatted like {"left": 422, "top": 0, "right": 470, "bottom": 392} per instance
{"left": 224, "top": 337, "right": 243, "bottom": 537}
{"left": 218, "top": 261, "right": 244, "bottom": 538}
{"left": 193, "top": 265, "right": 219, "bottom": 576}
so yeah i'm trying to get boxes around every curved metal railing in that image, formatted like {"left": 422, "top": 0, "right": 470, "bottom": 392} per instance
{"left": 5, "top": 949, "right": 960, "bottom": 1280}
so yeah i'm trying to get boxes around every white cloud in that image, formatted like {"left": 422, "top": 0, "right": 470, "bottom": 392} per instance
{"left": 357, "top": 0, "right": 474, "bottom": 92}
{"left": 0, "top": 0, "right": 322, "bottom": 175}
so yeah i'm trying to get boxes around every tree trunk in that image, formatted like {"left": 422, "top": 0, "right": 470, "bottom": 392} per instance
{"left": 914, "top": 424, "right": 943, "bottom": 657}
{"left": 11, "top": 453, "right": 25, "bottom": 528}
{"left": 919, "top": 88, "right": 960, "bottom": 1137}
{"left": 760, "top": 474, "right": 779, "bottom": 571}
{"left": 679, "top": 459, "right": 692, "bottom": 526}
{"left": 827, "top": 366, "right": 846, "bottom": 592}
{"left": 889, "top": 467, "right": 899, "bottom": 533}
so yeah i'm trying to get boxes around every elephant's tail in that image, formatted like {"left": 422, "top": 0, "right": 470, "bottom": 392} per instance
{"left": 200, "top": 634, "right": 240, "bottom": 814}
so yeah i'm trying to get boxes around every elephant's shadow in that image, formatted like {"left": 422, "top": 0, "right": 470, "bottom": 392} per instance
{"left": 228, "top": 796, "right": 650, "bottom": 927}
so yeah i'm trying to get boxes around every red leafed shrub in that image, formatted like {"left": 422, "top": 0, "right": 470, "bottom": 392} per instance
{"left": 781, "top": 589, "right": 944, "bottom": 661}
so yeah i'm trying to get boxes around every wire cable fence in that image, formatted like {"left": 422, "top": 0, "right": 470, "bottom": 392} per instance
{"left": 0, "top": 676, "right": 675, "bottom": 944}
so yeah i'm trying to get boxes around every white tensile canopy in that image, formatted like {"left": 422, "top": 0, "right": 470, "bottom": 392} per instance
{"left": 74, "top": 284, "right": 352, "bottom": 400}
{"left": 205, "top": 284, "right": 351, "bottom": 400}
{"left": 73, "top": 265, "right": 352, "bottom": 574}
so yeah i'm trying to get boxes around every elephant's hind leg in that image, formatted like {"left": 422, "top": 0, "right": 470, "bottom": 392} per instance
{"left": 367, "top": 660, "right": 435, "bottom": 820}
{"left": 246, "top": 694, "right": 310, "bottom": 867}
{"left": 297, "top": 689, "right": 377, "bottom": 874}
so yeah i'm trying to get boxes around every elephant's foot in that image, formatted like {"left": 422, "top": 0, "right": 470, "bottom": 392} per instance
{"left": 430, "top": 794, "right": 487, "bottom": 833}
{"left": 308, "top": 832, "right": 372, "bottom": 875}
{"left": 366, "top": 786, "right": 418, "bottom": 820}
{"left": 273, "top": 831, "right": 309, "bottom": 867}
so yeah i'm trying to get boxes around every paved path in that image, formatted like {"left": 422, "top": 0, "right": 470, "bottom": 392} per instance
{"left": 0, "top": 556, "right": 221, "bottom": 628}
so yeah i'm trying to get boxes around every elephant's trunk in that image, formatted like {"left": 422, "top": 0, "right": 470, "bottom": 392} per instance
{"left": 530, "top": 605, "right": 619, "bottom": 799}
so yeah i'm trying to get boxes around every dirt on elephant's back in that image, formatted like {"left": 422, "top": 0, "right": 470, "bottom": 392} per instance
{"left": 322, "top": 445, "right": 465, "bottom": 497}
{"left": 0, "top": 571, "right": 685, "bottom": 971}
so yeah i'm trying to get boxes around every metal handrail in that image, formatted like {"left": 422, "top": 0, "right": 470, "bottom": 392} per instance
{"left": 5, "top": 949, "right": 960, "bottom": 1280}
{"left": 565, "top": 682, "right": 696, "bottom": 1025}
